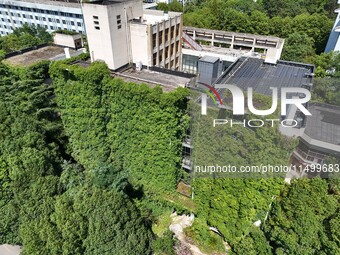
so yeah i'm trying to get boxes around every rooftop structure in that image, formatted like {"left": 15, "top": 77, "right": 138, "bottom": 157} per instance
{"left": 82, "top": 0, "right": 182, "bottom": 70}
{"left": 218, "top": 57, "right": 314, "bottom": 96}
{"left": 183, "top": 26, "right": 284, "bottom": 64}
{"left": 290, "top": 103, "right": 340, "bottom": 178}
{"left": 302, "top": 103, "right": 340, "bottom": 155}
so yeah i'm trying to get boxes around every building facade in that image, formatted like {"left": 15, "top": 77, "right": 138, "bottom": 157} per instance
{"left": 0, "top": 0, "right": 84, "bottom": 36}
{"left": 82, "top": 0, "right": 182, "bottom": 71}
{"left": 133, "top": 9, "right": 182, "bottom": 70}
{"left": 290, "top": 103, "right": 340, "bottom": 176}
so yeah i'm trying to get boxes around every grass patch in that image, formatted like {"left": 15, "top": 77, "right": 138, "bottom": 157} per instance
{"left": 152, "top": 210, "right": 173, "bottom": 237}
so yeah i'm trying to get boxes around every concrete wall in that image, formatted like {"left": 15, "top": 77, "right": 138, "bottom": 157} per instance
{"left": 53, "top": 33, "right": 82, "bottom": 49}
{"left": 130, "top": 23, "right": 149, "bottom": 66}
{"left": 82, "top": 0, "right": 143, "bottom": 70}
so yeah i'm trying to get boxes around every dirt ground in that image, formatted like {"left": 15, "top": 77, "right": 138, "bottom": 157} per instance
{"left": 4, "top": 46, "right": 74, "bottom": 67}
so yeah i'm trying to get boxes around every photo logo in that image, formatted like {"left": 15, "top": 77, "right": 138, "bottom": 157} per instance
{"left": 198, "top": 83, "right": 311, "bottom": 116}
{"left": 197, "top": 83, "right": 312, "bottom": 128}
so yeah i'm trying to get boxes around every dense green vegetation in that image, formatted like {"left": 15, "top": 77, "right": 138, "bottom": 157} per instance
{"left": 187, "top": 92, "right": 294, "bottom": 252}
{"left": 50, "top": 61, "right": 189, "bottom": 192}
{"left": 263, "top": 178, "right": 340, "bottom": 255}
{"left": 0, "top": 60, "right": 190, "bottom": 254}
{"left": 0, "top": 55, "right": 339, "bottom": 254}
{"left": 1, "top": 3, "right": 340, "bottom": 251}
{"left": 0, "top": 24, "right": 52, "bottom": 54}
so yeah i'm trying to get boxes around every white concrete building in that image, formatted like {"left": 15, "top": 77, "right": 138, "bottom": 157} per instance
{"left": 82, "top": 0, "right": 143, "bottom": 70}
{"left": 0, "top": 0, "right": 85, "bottom": 35}
{"left": 82, "top": 0, "right": 182, "bottom": 70}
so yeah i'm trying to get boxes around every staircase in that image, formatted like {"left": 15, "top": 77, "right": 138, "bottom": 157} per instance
{"left": 182, "top": 32, "right": 203, "bottom": 51}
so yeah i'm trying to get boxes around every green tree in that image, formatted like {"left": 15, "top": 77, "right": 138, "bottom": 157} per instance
{"left": 264, "top": 178, "right": 339, "bottom": 255}
{"left": 281, "top": 32, "right": 315, "bottom": 62}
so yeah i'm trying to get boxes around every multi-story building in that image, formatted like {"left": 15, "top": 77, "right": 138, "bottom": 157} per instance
{"left": 291, "top": 103, "right": 340, "bottom": 171}
{"left": 82, "top": 0, "right": 182, "bottom": 70}
{"left": 0, "top": 0, "right": 84, "bottom": 36}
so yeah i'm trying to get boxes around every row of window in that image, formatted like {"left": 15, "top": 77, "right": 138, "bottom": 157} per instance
{"left": 0, "top": 16, "right": 82, "bottom": 27}
{"left": 0, "top": 5, "right": 82, "bottom": 18}
{"left": 0, "top": 22, "right": 84, "bottom": 36}
{"left": 152, "top": 50, "right": 180, "bottom": 66}
{"left": 0, "top": 22, "right": 82, "bottom": 30}
{"left": 151, "top": 26, "right": 181, "bottom": 46}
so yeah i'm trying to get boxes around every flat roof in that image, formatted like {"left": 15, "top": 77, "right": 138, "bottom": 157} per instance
{"left": 116, "top": 67, "right": 193, "bottom": 92}
{"left": 199, "top": 56, "right": 219, "bottom": 63}
{"left": 218, "top": 57, "right": 314, "bottom": 96}
{"left": 4, "top": 46, "right": 76, "bottom": 67}
{"left": 304, "top": 103, "right": 340, "bottom": 145}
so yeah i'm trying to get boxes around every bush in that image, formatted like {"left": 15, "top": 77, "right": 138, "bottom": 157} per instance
{"left": 153, "top": 230, "right": 176, "bottom": 255}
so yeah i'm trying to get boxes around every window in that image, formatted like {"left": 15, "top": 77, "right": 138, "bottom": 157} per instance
{"left": 62, "top": 20, "right": 66, "bottom": 24}
{"left": 22, "top": 14, "right": 26, "bottom": 18}
{"left": 116, "top": 15, "right": 121, "bottom": 29}
{"left": 94, "top": 21, "right": 99, "bottom": 25}
{"left": 95, "top": 26, "right": 100, "bottom": 30}
{"left": 48, "top": 18, "right": 52, "bottom": 22}
{"left": 71, "top": 21, "right": 74, "bottom": 26}
{"left": 93, "top": 15, "right": 98, "bottom": 19}
{"left": 43, "top": 17, "right": 46, "bottom": 21}
{"left": 77, "top": 22, "right": 81, "bottom": 26}
{"left": 56, "top": 19, "right": 60, "bottom": 23}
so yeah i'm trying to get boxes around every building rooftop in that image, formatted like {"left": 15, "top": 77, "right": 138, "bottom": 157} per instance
{"left": 217, "top": 57, "right": 314, "bottom": 96}
{"left": 199, "top": 56, "right": 219, "bottom": 63}
{"left": 116, "top": 67, "right": 194, "bottom": 92}
{"left": 304, "top": 103, "right": 340, "bottom": 146}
